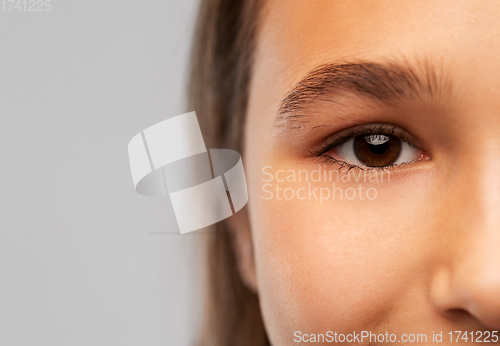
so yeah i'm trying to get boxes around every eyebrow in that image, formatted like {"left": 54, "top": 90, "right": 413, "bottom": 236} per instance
{"left": 277, "top": 59, "right": 450, "bottom": 124}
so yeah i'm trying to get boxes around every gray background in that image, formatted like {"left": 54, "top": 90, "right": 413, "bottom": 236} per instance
{"left": 0, "top": 0, "right": 203, "bottom": 345}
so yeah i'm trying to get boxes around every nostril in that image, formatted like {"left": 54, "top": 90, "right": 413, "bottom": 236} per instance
{"left": 448, "top": 304, "right": 500, "bottom": 331}
{"left": 444, "top": 308, "right": 474, "bottom": 321}
{"left": 439, "top": 308, "right": 500, "bottom": 340}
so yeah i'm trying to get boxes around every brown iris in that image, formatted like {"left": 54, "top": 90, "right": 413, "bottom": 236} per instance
{"left": 353, "top": 135, "right": 402, "bottom": 167}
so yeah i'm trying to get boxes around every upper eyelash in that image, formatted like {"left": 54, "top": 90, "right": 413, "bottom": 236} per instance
{"left": 307, "top": 123, "right": 420, "bottom": 172}
{"left": 309, "top": 124, "right": 416, "bottom": 156}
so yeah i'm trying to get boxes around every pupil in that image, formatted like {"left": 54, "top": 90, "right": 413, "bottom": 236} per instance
{"left": 369, "top": 141, "right": 389, "bottom": 155}
{"left": 353, "top": 135, "right": 402, "bottom": 167}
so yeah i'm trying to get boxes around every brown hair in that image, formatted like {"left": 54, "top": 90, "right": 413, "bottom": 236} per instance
{"left": 187, "top": 0, "right": 269, "bottom": 345}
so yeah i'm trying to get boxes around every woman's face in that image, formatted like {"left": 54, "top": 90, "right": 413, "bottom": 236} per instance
{"left": 244, "top": 1, "right": 500, "bottom": 344}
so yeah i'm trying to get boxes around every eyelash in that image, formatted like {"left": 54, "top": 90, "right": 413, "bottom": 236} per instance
{"left": 308, "top": 124, "right": 421, "bottom": 172}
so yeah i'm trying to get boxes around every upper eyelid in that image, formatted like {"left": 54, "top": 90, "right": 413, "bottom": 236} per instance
{"left": 309, "top": 123, "right": 422, "bottom": 157}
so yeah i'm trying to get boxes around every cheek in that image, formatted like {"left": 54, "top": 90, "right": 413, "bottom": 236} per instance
{"left": 248, "top": 164, "right": 438, "bottom": 344}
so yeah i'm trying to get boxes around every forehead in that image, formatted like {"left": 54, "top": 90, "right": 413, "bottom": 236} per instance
{"left": 251, "top": 0, "right": 500, "bottom": 110}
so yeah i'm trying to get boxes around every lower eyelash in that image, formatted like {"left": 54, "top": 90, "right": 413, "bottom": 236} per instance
{"left": 311, "top": 153, "right": 398, "bottom": 172}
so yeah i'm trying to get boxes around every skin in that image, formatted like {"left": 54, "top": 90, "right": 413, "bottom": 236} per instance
{"left": 238, "top": 0, "right": 500, "bottom": 345}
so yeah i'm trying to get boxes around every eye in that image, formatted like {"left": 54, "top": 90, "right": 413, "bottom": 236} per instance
{"left": 335, "top": 134, "right": 421, "bottom": 168}
{"left": 310, "top": 124, "right": 428, "bottom": 170}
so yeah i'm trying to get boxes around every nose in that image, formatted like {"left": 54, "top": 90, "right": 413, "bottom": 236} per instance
{"left": 429, "top": 154, "right": 500, "bottom": 330}
{"left": 431, "top": 243, "right": 500, "bottom": 329}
